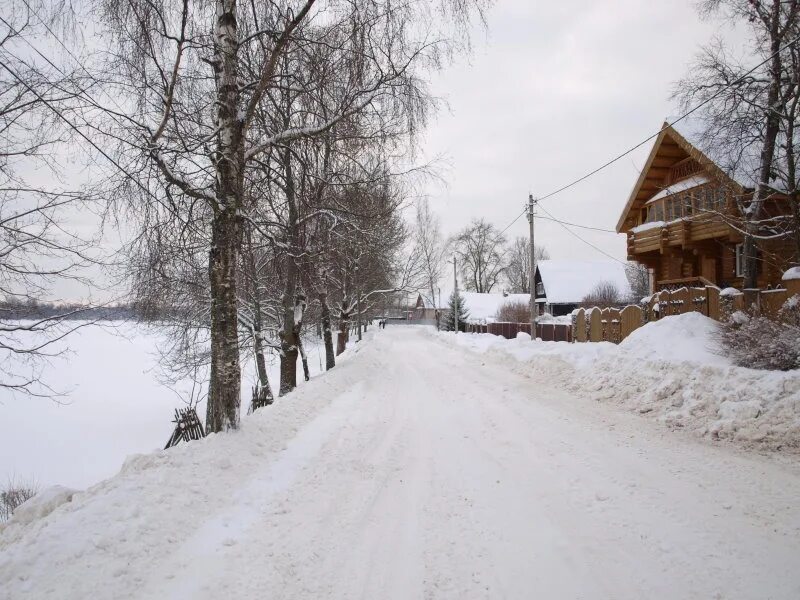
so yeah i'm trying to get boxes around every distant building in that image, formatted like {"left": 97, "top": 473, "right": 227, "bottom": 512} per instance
{"left": 534, "top": 260, "right": 632, "bottom": 316}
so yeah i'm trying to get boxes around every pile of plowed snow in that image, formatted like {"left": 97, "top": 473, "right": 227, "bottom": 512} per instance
{"left": 444, "top": 313, "right": 800, "bottom": 450}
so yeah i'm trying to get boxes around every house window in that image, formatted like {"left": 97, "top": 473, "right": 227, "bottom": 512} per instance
{"left": 735, "top": 243, "right": 744, "bottom": 277}
{"left": 535, "top": 282, "right": 545, "bottom": 297}
{"left": 683, "top": 193, "right": 694, "bottom": 217}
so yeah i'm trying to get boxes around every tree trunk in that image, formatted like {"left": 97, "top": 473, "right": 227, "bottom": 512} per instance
{"left": 319, "top": 291, "right": 335, "bottom": 370}
{"left": 744, "top": 6, "right": 783, "bottom": 288}
{"left": 244, "top": 226, "right": 273, "bottom": 401}
{"left": 336, "top": 306, "right": 349, "bottom": 356}
{"left": 206, "top": 0, "right": 243, "bottom": 432}
{"left": 279, "top": 146, "right": 300, "bottom": 396}
{"left": 298, "top": 336, "right": 310, "bottom": 381}
{"left": 207, "top": 208, "right": 242, "bottom": 431}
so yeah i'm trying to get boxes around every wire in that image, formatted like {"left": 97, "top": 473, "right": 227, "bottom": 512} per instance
{"left": 537, "top": 204, "right": 627, "bottom": 264}
{"left": 497, "top": 206, "right": 527, "bottom": 236}
{"left": 536, "top": 31, "right": 800, "bottom": 204}
{"left": 535, "top": 215, "right": 616, "bottom": 233}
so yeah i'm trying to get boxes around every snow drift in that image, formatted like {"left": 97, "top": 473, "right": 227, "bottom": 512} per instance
{"left": 445, "top": 313, "right": 800, "bottom": 450}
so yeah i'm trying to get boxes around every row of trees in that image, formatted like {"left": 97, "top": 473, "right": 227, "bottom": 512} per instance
{"left": 0, "top": 1, "right": 490, "bottom": 421}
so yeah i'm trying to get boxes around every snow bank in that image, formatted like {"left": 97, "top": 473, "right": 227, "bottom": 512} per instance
{"left": 1, "top": 486, "right": 77, "bottom": 531}
{"left": 443, "top": 314, "right": 800, "bottom": 450}
{"left": 0, "top": 331, "right": 370, "bottom": 596}
{"left": 620, "top": 311, "right": 727, "bottom": 366}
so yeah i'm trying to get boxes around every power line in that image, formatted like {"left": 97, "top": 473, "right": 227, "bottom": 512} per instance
{"left": 537, "top": 203, "right": 627, "bottom": 265}
{"left": 535, "top": 215, "right": 616, "bottom": 233}
{"left": 536, "top": 30, "right": 800, "bottom": 204}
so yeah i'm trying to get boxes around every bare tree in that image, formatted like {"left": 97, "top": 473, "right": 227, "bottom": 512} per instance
{"left": 625, "top": 262, "right": 650, "bottom": 301}
{"left": 0, "top": 2, "right": 100, "bottom": 395}
{"left": 505, "top": 236, "right": 548, "bottom": 293}
{"left": 412, "top": 199, "right": 445, "bottom": 328}
{"left": 675, "top": 0, "right": 800, "bottom": 287}
{"left": 581, "top": 281, "right": 623, "bottom": 309}
{"left": 452, "top": 218, "right": 506, "bottom": 293}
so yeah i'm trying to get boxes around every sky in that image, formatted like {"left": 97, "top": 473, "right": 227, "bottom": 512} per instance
{"left": 420, "top": 0, "right": 744, "bottom": 263}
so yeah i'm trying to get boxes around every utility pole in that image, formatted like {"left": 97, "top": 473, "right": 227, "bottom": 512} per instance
{"left": 527, "top": 194, "right": 537, "bottom": 337}
{"left": 452, "top": 256, "right": 459, "bottom": 333}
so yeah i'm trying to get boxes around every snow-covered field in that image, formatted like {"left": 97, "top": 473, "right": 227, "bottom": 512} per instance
{"left": 2, "top": 322, "right": 800, "bottom": 599}
{"left": 0, "top": 323, "right": 331, "bottom": 489}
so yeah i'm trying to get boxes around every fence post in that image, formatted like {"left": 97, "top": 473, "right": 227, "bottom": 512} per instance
{"left": 706, "top": 286, "right": 721, "bottom": 321}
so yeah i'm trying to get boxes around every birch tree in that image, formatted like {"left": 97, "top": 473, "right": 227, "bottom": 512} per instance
{"left": 98, "top": 0, "right": 489, "bottom": 431}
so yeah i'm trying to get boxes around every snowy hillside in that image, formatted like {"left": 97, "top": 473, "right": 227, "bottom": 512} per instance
{"left": 2, "top": 325, "right": 800, "bottom": 599}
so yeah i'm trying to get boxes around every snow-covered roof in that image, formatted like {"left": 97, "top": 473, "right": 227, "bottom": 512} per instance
{"left": 645, "top": 174, "right": 710, "bottom": 204}
{"left": 430, "top": 290, "right": 530, "bottom": 324}
{"left": 462, "top": 292, "right": 530, "bottom": 323}
{"left": 536, "top": 260, "right": 632, "bottom": 305}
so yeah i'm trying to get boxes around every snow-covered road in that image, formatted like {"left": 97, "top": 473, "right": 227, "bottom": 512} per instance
{"left": 2, "top": 326, "right": 800, "bottom": 599}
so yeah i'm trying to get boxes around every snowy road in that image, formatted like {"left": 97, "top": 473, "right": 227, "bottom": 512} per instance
{"left": 2, "top": 326, "right": 800, "bottom": 599}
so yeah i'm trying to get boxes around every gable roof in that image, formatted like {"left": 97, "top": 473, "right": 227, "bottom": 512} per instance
{"left": 615, "top": 122, "right": 744, "bottom": 233}
{"left": 536, "top": 260, "right": 632, "bottom": 305}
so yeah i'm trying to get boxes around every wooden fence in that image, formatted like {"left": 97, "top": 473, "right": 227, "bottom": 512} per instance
{"left": 573, "top": 277, "right": 800, "bottom": 344}
{"left": 465, "top": 321, "right": 572, "bottom": 342}
{"left": 461, "top": 277, "right": 799, "bottom": 345}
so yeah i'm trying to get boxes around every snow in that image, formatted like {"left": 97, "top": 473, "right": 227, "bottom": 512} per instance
{"left": 720, "top": 287, "right": 741, "bottom": 297}
{"left": 536, "top": 259, "right": 633, "bottom": 305}
{"left": 619, "top": 311, "right": 725, "bottom": 365}
{"left": 461, "top": 291, "right": 529, "bottom": 323}
{"left": 0, "top": 322, "right": 334, "bottom": 490}
{"left": 433, "top": 290, "right": 530, "bottom": 324}
{"left": 631, "top": 220, "right": 665, "bottom": 233}
{"left": 782, "top": 266, "right": 800, "bottom": 281}
{"left": 537, "top": 313, "right": 573, "bottom": 324}
{"left": 2, "top": 325, "right": 800, "bottom": 599}
{"left": 448, "top": 313, "right": 800, "bottom": 449}
{"left": 9, "top": 486, "right": 77, "bottom": 527}
{"left": 644, "top": 174, "right": 710, "bottom": 203}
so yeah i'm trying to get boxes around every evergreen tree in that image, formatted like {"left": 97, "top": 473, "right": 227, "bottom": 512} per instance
{"left": 443, "top": 291, "right": 470, "bottom": 332}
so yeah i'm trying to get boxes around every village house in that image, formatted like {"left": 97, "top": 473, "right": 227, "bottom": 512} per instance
{"left": 533, "top": 259, "right": 632, "bottom": 316}
{"left": 617, "top": 122, "right": 797, "bottom": 291}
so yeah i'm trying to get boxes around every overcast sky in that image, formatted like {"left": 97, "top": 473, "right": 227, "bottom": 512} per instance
{"left": 420, "top": 0, "right": 743, "bottom": 262}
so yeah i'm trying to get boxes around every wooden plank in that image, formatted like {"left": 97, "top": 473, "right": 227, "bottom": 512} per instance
{"left": 588, "top": 307, "right": 602, "bottom": 342}
{"left": 619, "top": 305, "right": 642, "bottom": 341}
{"left": 574, "top": 308, "right": 586, "bottom": 342}
{"left": 707, "top": 286, "right": 720, "bottom": 321}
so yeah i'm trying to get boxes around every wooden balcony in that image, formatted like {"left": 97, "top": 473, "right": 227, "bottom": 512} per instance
{"left": 627, "top": 213, "right": 731, "bottom": 256}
